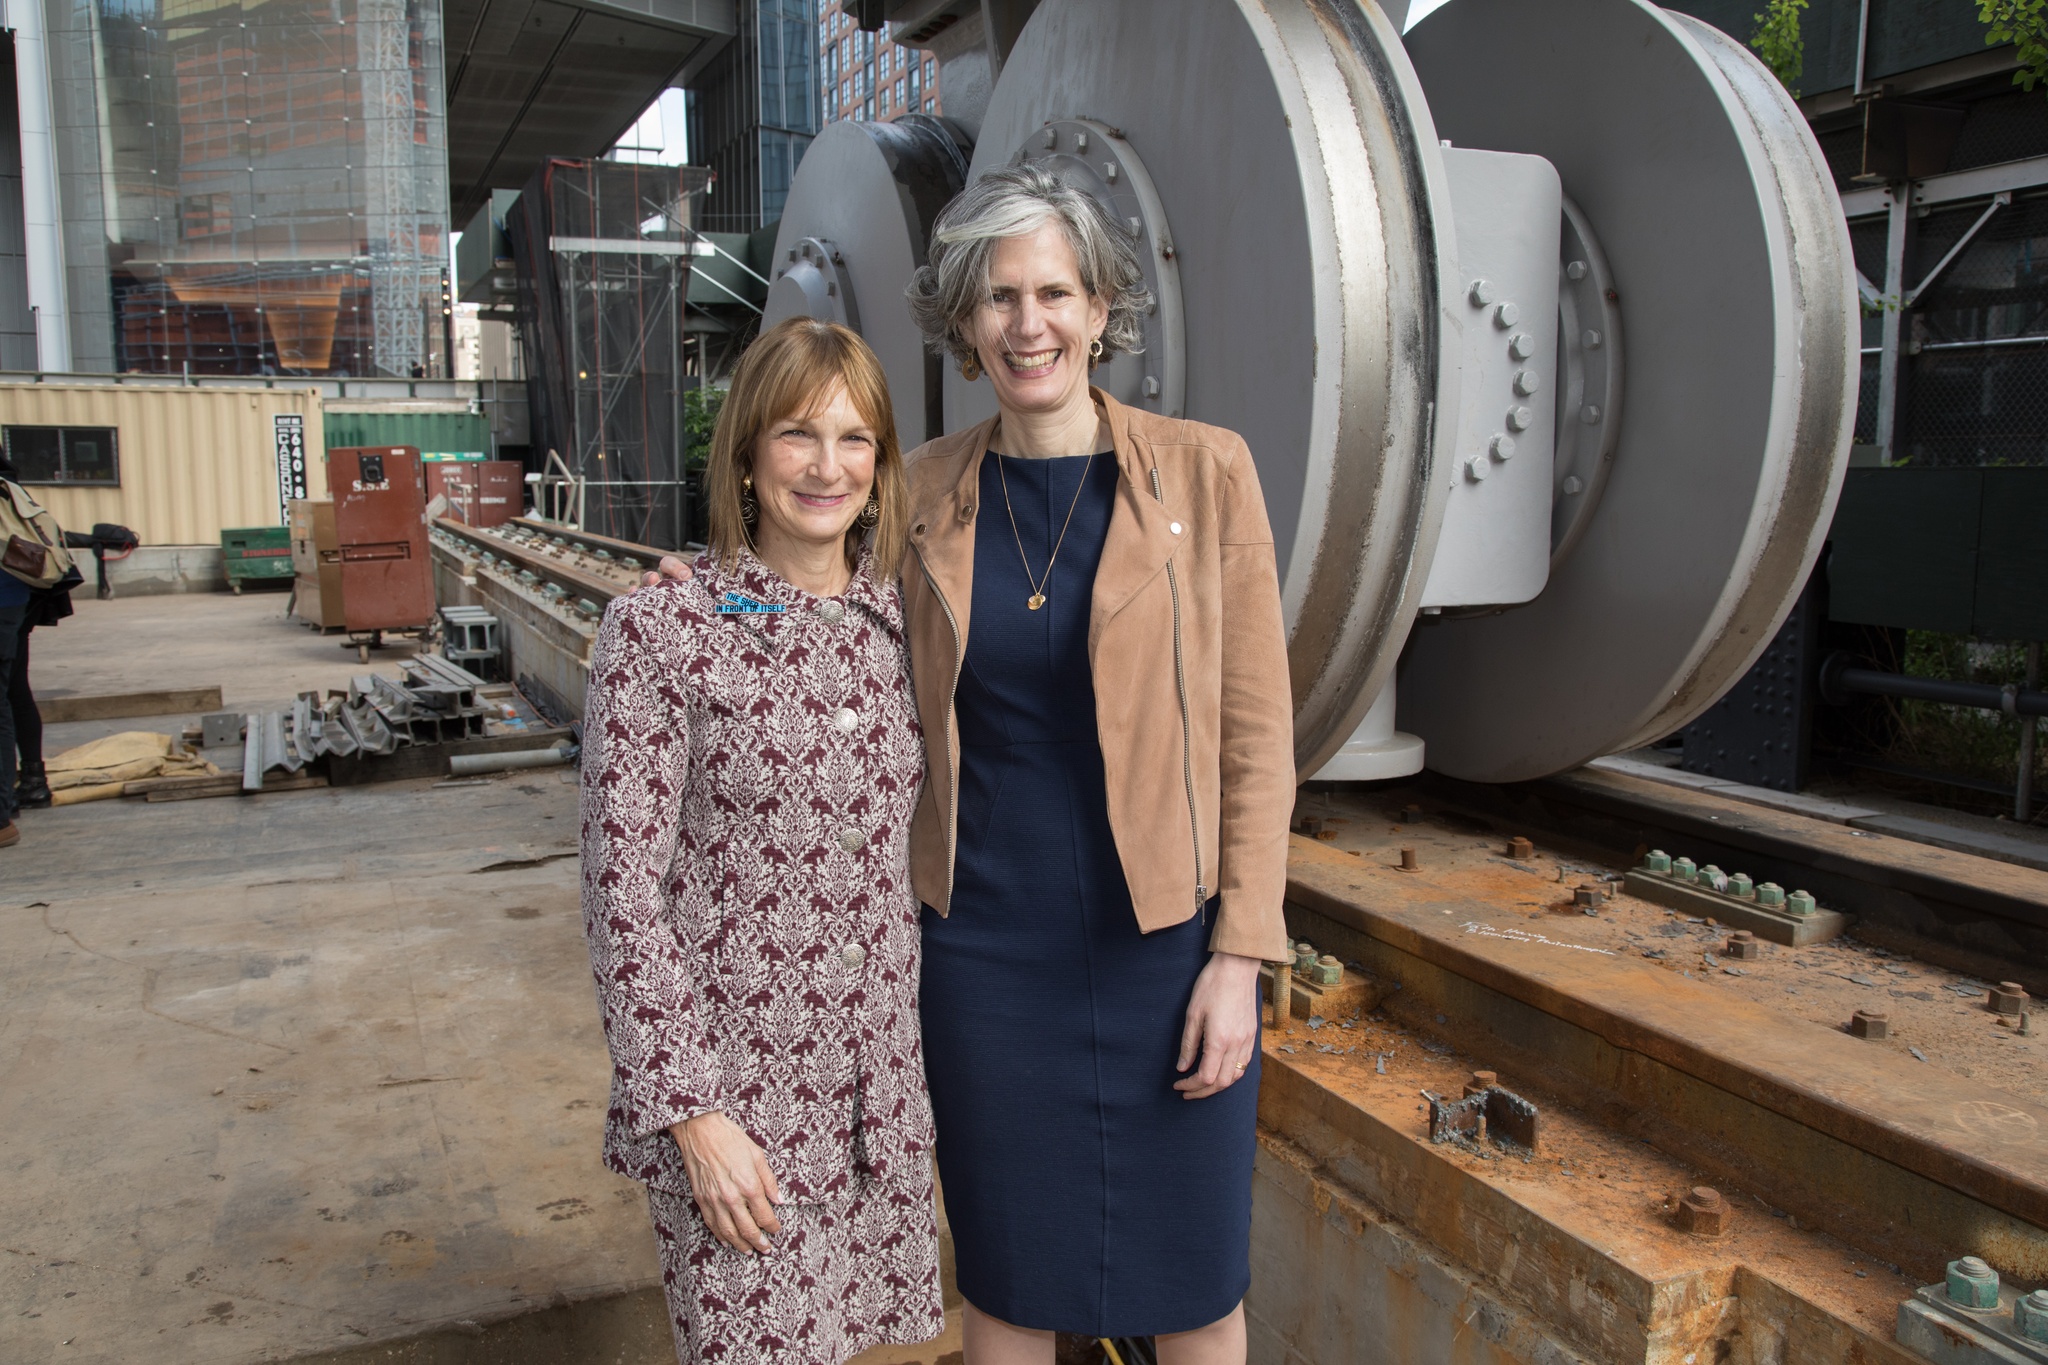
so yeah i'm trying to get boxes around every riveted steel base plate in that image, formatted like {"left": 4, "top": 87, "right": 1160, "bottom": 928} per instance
{"left": 953, "top": 0, "right": 1459, "bottom": 773}
{"left": 1397, "top": 0, "right": 1857, "bottom": 783}
{"left": 765, "top": 115, "right": 971, "bottom": 453}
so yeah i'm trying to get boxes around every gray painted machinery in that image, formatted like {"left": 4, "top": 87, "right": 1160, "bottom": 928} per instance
{"left": 766, "top": 0, "right": 1858, "bottom": 787}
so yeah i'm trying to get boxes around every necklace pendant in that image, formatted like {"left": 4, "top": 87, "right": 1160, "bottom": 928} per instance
{"left": 1027, "top": 593, "right": 1046, "bottom": 611}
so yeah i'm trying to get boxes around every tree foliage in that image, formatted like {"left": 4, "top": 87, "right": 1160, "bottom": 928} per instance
{"left": 683, "top": 384, "right": 725, "bottom": 472}
{"left": 1751, "top": 0, "right": 1807, "bottom": 95}
{"left": 1980, "top": 0, "right": 2048, "bottom": 94}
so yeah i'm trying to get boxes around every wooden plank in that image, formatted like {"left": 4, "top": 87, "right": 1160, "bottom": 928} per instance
{"left": 144, "top": 771, "right": 327, "bottom": 803}
{"left": 40, "top": 686, "right": 225, "bottom": 723}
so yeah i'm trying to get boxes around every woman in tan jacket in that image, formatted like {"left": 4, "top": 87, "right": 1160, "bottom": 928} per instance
{"left": 896, "top": 163, "right": 1293, "bottom": 1365}
{"left": 654, "top": 165, "right": 1294, "bottom": 1365}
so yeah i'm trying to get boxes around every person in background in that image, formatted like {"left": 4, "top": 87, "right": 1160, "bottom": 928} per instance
{"left": 0, "top": 454, "right": 71, "bottom": 822}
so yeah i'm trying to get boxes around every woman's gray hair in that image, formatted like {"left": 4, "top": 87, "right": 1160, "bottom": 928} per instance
{"left": 906, "top": 162, "right": 1153, "bottom": 370}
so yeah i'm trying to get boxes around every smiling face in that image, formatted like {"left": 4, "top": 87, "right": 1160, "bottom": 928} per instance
{"left": 967, "top": 219, "right": 1110, "bottom": 421}
{"left": 748, "top": 381, "right": 877, "bottom": 566}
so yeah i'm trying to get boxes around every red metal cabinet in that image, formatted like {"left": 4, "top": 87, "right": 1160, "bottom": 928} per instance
{"left": 426, "top": 460, "right": 524, "bottom": 528}
{"left": 327, "top": 446, "right": 434, "bottom": 632}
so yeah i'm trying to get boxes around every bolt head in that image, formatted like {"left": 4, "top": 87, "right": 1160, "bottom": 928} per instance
{"left": 1849, "top": 1010, "right": 1890, "bottom": 1040}
{"left": 1946, "top": 1257, "right": 2001, "bottom": 1309}
{"left": 1491, "top": 434, "right": 1516, "bottom": 460}
{"left": 1469, "top": 278, "right": 1494, "bottom": 306}
{"left": 1508, "top": 332, "right": 1536, "bottom": 360}
{"left": 1494, "top": 301, "right": 1520, "bottom": 328}
{"left": 2017, "top": 1289, "right": 2048, "bottom": 1342}
{"left": 1565, "top": 260, "right": 1588, "bottom": 281}
{"left": 1583, "top": 328, "right": 1603, "bottom": 348}
{"left": 1506, "top": 406, "right": 1533, "bottom": 432}
{"left": 1465, "top": 455, "right": 1490, "bottom": 483}
{"left": 1677, "top": 1187, "right": 1729, "bottom": 1236}
{"left": 1513, "top": 369, "right": 1541, "bottom": 396}
{"left": 1581, "top": 404, "right": 1603, "bottom": 424}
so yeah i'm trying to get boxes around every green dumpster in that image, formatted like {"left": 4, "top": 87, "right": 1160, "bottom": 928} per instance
{"left": 221, "top": 525, "right": 294, "bottom": 593}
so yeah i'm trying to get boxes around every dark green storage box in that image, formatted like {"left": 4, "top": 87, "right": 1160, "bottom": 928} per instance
{"left": 221, "top": 525, "right": 294, "bottom": 592}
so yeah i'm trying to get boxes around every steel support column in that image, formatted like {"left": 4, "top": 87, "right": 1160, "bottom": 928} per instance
{"left": 1875, "top": 189, "right": 1911, "bottom": 465}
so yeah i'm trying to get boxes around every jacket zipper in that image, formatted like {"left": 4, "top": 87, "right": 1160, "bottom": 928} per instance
{"left": 913, "top": 543, "right": 966, "bottom": 907}
{"left": 1150, "top": 468, "right": 1207, "bottom": 919}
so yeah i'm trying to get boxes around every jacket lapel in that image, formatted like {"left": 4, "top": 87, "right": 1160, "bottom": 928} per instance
{"left": 1090, "top": 390, "right": 1183, "bottom": 647}
{"left": 907, "top": 416, "right": 996, "bottom": 651}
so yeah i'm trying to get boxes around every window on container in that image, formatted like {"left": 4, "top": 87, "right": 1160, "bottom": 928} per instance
{"left": 4, "top": 426, "right": 120, "bottom": 486}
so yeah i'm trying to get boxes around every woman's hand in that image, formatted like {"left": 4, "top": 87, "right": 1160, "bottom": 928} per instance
{"left": 671, "top": 1111, "right": 784, "bottom": 1253}
{"left": 636, "top": 555, "right": 694, "bottom": 591}
{"left": 1174, "top": 951, "right": 1265, "bottom": 1099}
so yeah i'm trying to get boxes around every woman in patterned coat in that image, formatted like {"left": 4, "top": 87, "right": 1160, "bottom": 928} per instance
{"left": 579, "top": 318, "right": 943, "bottom": 1365}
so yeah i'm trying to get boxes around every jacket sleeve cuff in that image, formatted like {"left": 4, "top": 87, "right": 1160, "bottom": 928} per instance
{"left": 624, "top": 1085, "right": 724, "bottom": 1144}
{"left": 1207, "top": 905, "right": 1291, "bottom": 962}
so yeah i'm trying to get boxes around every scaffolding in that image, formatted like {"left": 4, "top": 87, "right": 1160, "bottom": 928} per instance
{"left": 509, "top": 159, "right": 712, "bottom": 550}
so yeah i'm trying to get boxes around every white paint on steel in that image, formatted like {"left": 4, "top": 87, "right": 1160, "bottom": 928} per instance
{"left": 7, "top": 0, "right": 72, "bottom": 371}
{"left": 1310, "top": 675, "right": 1425, "bottom": 781}
{"left": 951, "top": 0, "right": 1460, "bottom": 775}
{"left": 1420, "top": 147, "right": 1559, "bottom": 610}
{"left": 1398, "top": 0, "right": 1858, "bottom": 782}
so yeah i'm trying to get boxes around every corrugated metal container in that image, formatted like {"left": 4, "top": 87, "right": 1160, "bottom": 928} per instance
{"left": 0, "top": 382, "right": 324, "bottom": 544}
{"left": 324, "top": 402, "right": 490, "bottom": 462}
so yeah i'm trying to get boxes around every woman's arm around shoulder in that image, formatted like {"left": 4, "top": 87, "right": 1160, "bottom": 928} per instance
{"left": 580, "top": 587, "right": 722, "bottom": 1136}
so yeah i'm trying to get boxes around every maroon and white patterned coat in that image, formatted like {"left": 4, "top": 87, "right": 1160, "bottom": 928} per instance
{"left": 578, "top": 546, "right": 942, "bottom": 1361}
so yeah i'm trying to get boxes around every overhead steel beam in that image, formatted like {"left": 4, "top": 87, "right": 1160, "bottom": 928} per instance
{"left": 1841, "top": 152, "right": 2048, "bottom": 218}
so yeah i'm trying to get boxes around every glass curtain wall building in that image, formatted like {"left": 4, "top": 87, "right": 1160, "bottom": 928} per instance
{"left": 37, "top": 0, "right": 450, "bottom": 376}
{"left": 687, "top": 0, "right": 817, "bottom": 234}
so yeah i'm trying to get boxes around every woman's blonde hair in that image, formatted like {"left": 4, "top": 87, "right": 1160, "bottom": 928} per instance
{"left": 704, "top": 317, "right": 907, "bottom": 581}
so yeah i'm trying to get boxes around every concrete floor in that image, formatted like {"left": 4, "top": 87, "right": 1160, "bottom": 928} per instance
{"left": 3, "top": 594, "right": 961, "bottom": 1364}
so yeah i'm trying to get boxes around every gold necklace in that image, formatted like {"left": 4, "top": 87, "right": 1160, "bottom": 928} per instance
{"left": 995, "top": 449, "right": 1096, "bottom": 610}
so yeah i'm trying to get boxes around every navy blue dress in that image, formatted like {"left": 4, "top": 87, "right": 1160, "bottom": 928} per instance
{"left": 920, "top": 452, "right": 1258, "bottom": 1338}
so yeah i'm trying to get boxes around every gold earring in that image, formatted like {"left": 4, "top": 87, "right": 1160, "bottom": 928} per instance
{"left": 858, "top": 494, "right": 881, "bottom": 528}
{"left": 1088, "top": 337, "right": 1105, "bottom": 371}
{"left": 961, "top": 353, "right": 982, "bottom": 382}
{"left": 739, "top": 474, "right": 757, "bottom": 524}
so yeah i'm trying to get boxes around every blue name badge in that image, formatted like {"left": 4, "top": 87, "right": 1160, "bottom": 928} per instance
{"left": 715, "top": 591, "right": 786, "bottom": 616}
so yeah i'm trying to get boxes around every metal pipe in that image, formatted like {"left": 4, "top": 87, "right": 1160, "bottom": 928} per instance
{"left": 2022, "top": 642, "right": 2041, "bottom": 822}
{"left": 10, "top": 0, "right": 72, "bottom": 370}
{"left": 1913, "top": 334, "right": 2048, "bottom": 353}
{"left": 1822, "top": 653, "right": 2048, "bottom": 717}
{"left": 448, "top": 744, "right": 571, "bottom": 777}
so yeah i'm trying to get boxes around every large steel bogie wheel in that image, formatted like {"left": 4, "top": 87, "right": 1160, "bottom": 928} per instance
{"left": 764, "top": 114, "right": 972, "bottom": 454}
{"left": 954, "top": 0, "right": 1461, "bottom": 776}
{"left": 1396, "top": 0, "right": 1858, "bottom": 783}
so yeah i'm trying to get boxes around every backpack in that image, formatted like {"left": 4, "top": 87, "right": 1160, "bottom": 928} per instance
{"left": 0, "top": 478, "right": 79, "bottom": 589}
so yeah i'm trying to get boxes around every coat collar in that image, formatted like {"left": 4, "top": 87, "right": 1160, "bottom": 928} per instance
{"left": 905, "top": 390, "right": 1182, "bottom": 645}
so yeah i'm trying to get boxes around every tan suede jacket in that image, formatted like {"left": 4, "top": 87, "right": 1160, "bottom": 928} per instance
{"left": 902, "top": 390, "right": 1294, "bottom": 962}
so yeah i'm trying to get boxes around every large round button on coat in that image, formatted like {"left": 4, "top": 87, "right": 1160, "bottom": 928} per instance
{"left": 817, "top": 601, "right": 846, "bottom": 624}
{"left": 838, "top": 828, "right": 865, "bottom": 853}
{"left": 840, "top": 944, "right": 866, "bottom": 969}
{"left": 833, "top": 706, "right": 858, "bottom": 733}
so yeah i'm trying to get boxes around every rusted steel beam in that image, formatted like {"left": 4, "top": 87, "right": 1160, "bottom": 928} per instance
{"left": 1283, "top": 837, "right": 2048, "bottom": 1282}
{"left": 1427, "top": 766, "right": 2048, "bottom": 980}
